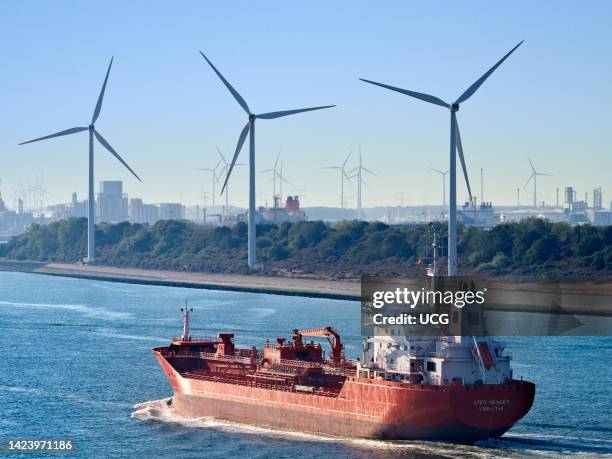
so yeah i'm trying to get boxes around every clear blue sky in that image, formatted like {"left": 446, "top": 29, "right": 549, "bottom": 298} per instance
{"left": 0, "top": 1, "right": 610, "bottom": 208}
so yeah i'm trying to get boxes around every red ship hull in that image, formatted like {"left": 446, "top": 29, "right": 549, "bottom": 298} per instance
{"left": 154, "top": 349, "right": 535, "bottom": 442}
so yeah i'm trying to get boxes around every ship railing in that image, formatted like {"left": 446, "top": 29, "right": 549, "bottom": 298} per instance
{"left": 278, "top": 359, "right": 322, "bottom": 368}
{"left": 323, "top": 366, "right": 357, "bottom": 377}
{"left": 172, "top": 336, "right": 222, "bottom": 343}
{"left": 181, "top": 351, "right": 255, "bottom": 365}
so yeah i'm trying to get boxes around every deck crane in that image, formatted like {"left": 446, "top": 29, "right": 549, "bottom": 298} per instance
{"left": 292, "top": 326, "right": 343, "bottom": 365}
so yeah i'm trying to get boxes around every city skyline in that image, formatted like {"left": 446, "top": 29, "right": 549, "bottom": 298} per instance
{"left": 0, "top": 1, "right": 611, "bottom": 208}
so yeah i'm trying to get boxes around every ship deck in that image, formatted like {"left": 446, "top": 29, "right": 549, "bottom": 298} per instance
{"left": 180, "top": 368, "right": 342, "bottom": 397}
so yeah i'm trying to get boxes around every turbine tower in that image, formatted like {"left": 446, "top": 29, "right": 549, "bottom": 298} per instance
{"left": 523, "top": 157, "right": 551, "bottom": 208}
{"left": 361, "top": 41, "right": 522, "bottom": 275}
{"left": 199, "top": 50, "right": 334, "bottom": 268}
{"left": 428, "top": 167, "right": 449, "bottom": 206}
{"left": 348, "top": 148, "right": 377, "bottom": 220}
{"left": 323, "top": 151, "right": 352, "bottom": 208}
{"left": 19, "top": 58, "right": 141, "bottom": 264}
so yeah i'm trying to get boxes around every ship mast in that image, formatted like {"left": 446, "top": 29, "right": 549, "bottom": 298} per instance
{"left": 181, "top": 303, "right": 193, "bottom": 341}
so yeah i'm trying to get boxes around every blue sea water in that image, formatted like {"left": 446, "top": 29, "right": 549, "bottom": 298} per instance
{"left": 0, "top": 270, "right": 611, "bottom": 458}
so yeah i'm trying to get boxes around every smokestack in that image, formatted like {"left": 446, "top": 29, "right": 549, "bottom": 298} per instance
{"left": 480, "top": 168, "right": 484, "bottom": 204}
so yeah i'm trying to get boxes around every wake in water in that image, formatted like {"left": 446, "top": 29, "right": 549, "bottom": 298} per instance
{"left": 0, "top": 299, "right": 133, "bottom": 320}
{"left": 131, "top": 399, "right": 611, "bottom": 458}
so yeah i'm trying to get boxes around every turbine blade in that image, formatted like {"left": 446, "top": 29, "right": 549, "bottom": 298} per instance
{"left": 92, "top": 57, "right": 114, "bottom": 124}
{"left": 215, "top": 145, "right": 227, "bottom": 164}
{"left": 274, "top": 152, "right": 281, "bottom": 170}
{"left": 362, "top": 166, "right": 378, "bottom": 176}
{"left": 537, "top": 173, "right": 552, "bottom": 177}
{"left": 264, "top": 177, "right": 276, "bottom": 185}
{"left": 94, "top": 129, "right": 142, "bottom": 182}
{"left": 343, "top": 171, "right": 352, "bottom": 184}
{"left": 221, "top": 122, "right": 250, "bottom": 194}
{"left": 523, "top": 174, "right": 534, "bottom": 188}
{"left": 456, "top": 121, "right": 473, "bottom": 203}
{"left": 528, "top": 156, "right": 536, "bottom": 173}
{"left": 428, "top": 166, "right": 444, "bottom": 175}
{"left": 280, "top": 176, "right": 293, "bottom": 186}
{"left": 342, "top": 151, "right": 352, "bottom": 168}
{"left": 322, "top": 166, "right": 341, "bottom": 169}
{"left": 359, "top": 79, "right": 449, "bottom": 108}
{"left": 256, "top": 105, "right": 335, "bottom": 120}
{"left": 199, "top": 51, "right": 250, "bottom": 115}
{"left": 19, "top": 127, "right": 88, "bottom": 145}
{"left": 455, "top": 41, "right": 523, "bottom": 105}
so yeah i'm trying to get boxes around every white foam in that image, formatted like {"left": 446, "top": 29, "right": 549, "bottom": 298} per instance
{"left": 0, "top": 300, "right": 133, "bottom": 320}
{"left": 94, "top": 328, "right": 167, "bottom": 342}
{"left": 131, "top": 399, "right": 528, "bottom": 458}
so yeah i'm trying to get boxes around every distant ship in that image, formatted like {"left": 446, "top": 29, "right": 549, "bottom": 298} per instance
{"left": 458, "top": 200, "right": 499, "bottom": 229}
{"left": 153, "top": 273, "right": 535, "bottom": 442}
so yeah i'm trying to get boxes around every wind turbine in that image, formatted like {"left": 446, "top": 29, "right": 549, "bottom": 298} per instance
{"left": 323, "top": 151, "right": 352, "bottom": 208}
{"left": 361, "top": 41, "right": 522, "bottom": 275}
{"left": 199, "top": 50, "right": 334, "bottom": 268}
{"left": 19, "top": 58, "right": 141, "bottom": 263}
{"left": 277, "top": 160, "right": 292, "bottom": 204}
{"left": 195, "top": 158, "right": 223, "bottom": 207}
{"left": 523, "top": 157, "right": 551, "bottom": 208}
{"left": 216, "top": 145, "right": 245, "bottom": 216}
{"left": 348, "top": 148, "right": 377, "bottom": 220}
{"left": 260, "top": 152, "right": 281, "bottom": 203}
{"left": 428, "top": 167, "right": 449, "bottom": 206}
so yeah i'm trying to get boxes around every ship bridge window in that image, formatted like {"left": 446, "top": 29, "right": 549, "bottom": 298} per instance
{"left": 427, "top": 361, "right": 436, "bottom": 372}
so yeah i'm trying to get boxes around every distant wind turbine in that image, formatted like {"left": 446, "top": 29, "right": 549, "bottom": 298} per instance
{"left": 199, "top": 50, "right": 335, "bottom": 268}
{"left": 360, "top": 41, "right": 522, "bottom": 275}
{"left": 19, "top": 58, "right": 141, "bottom": 264}
{"left": 216, "top": 145, "right": 245, "bottom": 216}
{"left": 323, "top": 151, "right": 352, "bottom": 208}
{"left": 348, "top": 148, "right": 377, "bottom": 220}
{"left": 195, "top": 158, "right": 222, "bottom": 207}
{"left": 428, "top": 167, "right": 449, "bottom": 207}
{"left": 523, "top": 157, "right": 551, "bottom": 208}
{"left": 264, "top": 158, "right": 292, "bottom": 207}
{"left": 260, "top": 152, "right": 282, "bottom": 203}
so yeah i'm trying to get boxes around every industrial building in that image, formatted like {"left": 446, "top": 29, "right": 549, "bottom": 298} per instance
{"left": 97, "top": 181, "right": 129, "bottom": 223}
{"left": 129, "top": 198, "right": 160, "bottom": 224}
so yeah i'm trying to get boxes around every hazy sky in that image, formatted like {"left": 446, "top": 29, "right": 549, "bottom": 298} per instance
{"left": 0, "top": 1, "right": 610, "bottom": 209}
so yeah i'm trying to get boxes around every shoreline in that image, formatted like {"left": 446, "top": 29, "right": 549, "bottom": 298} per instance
{"left": 0, "top": 260, "right": 361, "bottom": 301}
{"left": 1, "top": 260, "right": 612, "bottom": 316}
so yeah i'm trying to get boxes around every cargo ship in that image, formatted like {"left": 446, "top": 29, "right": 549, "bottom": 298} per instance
{"left": 153, "top": 301, "right": 535, "bottom": 442}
